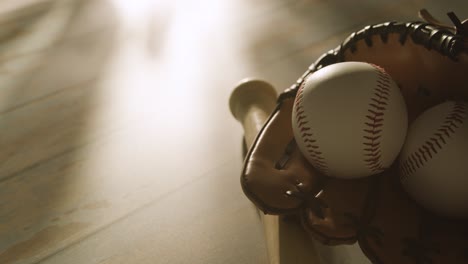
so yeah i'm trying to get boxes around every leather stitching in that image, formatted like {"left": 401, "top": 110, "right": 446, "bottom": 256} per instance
{"left": 280, "top": 20, "right": 464, "bottom": 104}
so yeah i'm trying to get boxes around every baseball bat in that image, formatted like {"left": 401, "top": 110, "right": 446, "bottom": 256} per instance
{"left": 229, "top": 79, "right": 321, "bottom": 264}
{"left": 229, "top": 78, "right": 278, "bottom": 148}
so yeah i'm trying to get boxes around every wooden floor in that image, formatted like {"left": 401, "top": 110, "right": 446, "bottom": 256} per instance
{"left": 0, "top": 0, "right": 467, "bottom": 263}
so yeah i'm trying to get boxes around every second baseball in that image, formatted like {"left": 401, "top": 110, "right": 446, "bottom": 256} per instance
{"left": 399, "top": 101, "right": 468, "bottom": 218}
{"left": 292, "top": 62, "right": 408, "bottom": 179}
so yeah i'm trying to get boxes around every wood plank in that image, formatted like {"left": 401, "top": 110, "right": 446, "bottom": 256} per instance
{"left": 0, "top": 41, "right": 250, "bottom": 260}
{"left": 0, "top": 144, "right": 249, "bottom": 263}
{"left": 0, "top": 0, "right": 75, "bottom": 112}
{"left": 0, "top": 1, "right": 121, "bottom": 183}
{"left": 0, "top": 5, "right": 251, "bottom": 259}
{"left": 0, "top": 0, "right": 119, "bottom": 115}
{"left": 32, "top": 159, "right": 268, "bottom": 264}
{"left": 0, "top": 111, "right": 245, "bottom": 264}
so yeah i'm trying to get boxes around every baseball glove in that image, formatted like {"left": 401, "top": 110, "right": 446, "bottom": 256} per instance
{"left": 240, "top": 10, "right": 468, "bottom": 264}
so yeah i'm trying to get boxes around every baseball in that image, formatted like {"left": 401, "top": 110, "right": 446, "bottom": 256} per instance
{"left": 399, "top": 101, "right": 468, "bottom": 218}
{"left": 292, "top": 62, "right": 407, "bottom": 179}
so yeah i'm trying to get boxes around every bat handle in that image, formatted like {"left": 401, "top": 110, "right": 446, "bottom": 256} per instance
{"left": 229, "top": 78, "right": 278, "bottom": 148}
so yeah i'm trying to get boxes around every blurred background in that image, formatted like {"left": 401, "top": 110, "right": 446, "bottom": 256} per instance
{"left": 0, "top": 0, "right": 466, "bottom": 263}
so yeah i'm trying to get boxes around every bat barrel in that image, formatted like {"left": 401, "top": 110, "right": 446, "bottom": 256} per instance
{"left": 229, "top": 78, "right": 277, "bottom": 148}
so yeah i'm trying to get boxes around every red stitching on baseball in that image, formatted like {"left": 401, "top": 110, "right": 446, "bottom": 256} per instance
{"left": 377, "top": 80, "right": 390, "bottom": 87}
{"left": 368, "top": 109, "right": 384, "bottom": 116}
{"left": 363, "top": 64, "right": 391, "bottom": 173}
{"left": 414, "top": 152, "right": 424, "bottom": 166}
{"left": 294, "top": 79, "right": 330, "bottom": 173}
{"left": 421, "top": 145, "right": 432, "bottom": 159}
{"left": 434, "top": 132, "right": 446, "bottom": 144}
{"left": 407, "top": 157, "right": 416, "bottom": 172}
{"left": 364, "top": 122, "right": 383, "bottom": 129}
{"left": 430, "top": 137, "right": 441, "bottom": 149}
{"left": 418, "top": 148, "right": 428, "bottom": 162}
{"left": 369, "top": 103, "right": 386, "bottom": 111}
{"left": 373, "top": 93, "right": 388, "bottom": 101}
{"left": 400, "top": 102, "right": 467, "bottom": 182}
{"left": 364, "top": 150, "right": 381, "bottom": 157}
{"left": 371, "top": 98, "right": 388, "bottom": 105}
{"left": 375, "top": 87, "right": 390, "bottom": 95}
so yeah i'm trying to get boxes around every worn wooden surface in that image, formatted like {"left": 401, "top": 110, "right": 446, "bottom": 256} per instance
{"left": 0, "top": 0, "right": 467, "bottom": 263}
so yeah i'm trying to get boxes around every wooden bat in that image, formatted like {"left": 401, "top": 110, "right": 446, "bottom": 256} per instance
{"left": 229, "top": 79, "right": 321, "bottom": 264}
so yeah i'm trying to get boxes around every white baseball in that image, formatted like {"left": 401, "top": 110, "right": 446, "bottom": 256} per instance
{"left": 292, "top": 62, "right": 408, "bottom": 179}
{"left": 399, "top": 101, "right": 468, "bottom": 218}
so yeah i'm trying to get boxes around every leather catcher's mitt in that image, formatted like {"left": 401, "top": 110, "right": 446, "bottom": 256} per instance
{"left": 241, "top": 10, "right": 468, "bottom": 264}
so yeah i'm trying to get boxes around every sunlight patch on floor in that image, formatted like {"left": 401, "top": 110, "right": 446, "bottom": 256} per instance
{"left": 74, "top": 0, "right": 255, "bottom": 222}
